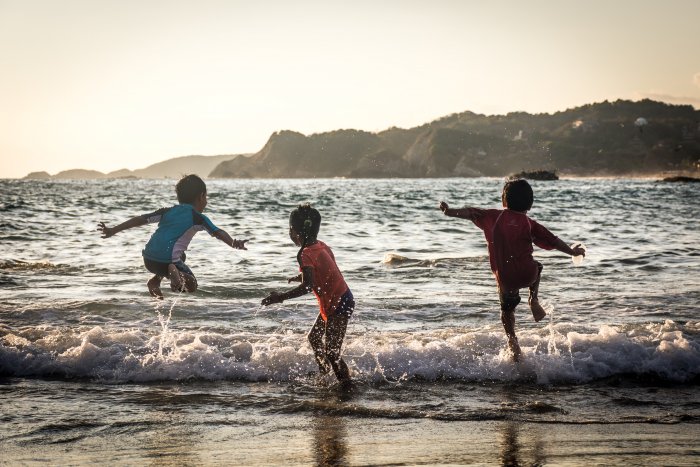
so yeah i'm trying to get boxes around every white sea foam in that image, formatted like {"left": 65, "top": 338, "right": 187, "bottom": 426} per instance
{"left": 1, "top": 320, "right": 698, "bottom": 384}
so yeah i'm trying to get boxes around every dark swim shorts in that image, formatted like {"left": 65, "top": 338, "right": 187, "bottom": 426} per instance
{"left": 498, "top": 262, "right": 543, "bottom": 312}
{"left": 143, "top": 257, "right": 194, "bottom": 278}
{"left": 334, "top": 289, "right": 355, "bottom": 318}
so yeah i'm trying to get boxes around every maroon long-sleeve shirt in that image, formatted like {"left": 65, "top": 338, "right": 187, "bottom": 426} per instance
{"left": 470, "top": 208, "right": 560, "bottom": 291}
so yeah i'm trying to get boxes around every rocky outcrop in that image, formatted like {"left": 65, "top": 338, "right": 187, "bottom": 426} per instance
{"left": 509, "top": 170, "right": 559, "bottom": 181}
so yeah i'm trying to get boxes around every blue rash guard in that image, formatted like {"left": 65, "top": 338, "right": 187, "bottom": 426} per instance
{"left": 141, "top": 204, "right": 220, "bottom": 264}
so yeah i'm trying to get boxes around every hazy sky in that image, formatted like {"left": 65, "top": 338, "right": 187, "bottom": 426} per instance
{"left": 1, "top": 0, "right": 699, "bottom": 178}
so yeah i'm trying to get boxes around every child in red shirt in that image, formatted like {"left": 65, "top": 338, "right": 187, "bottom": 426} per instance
{"left": 440, "top": 179, "right": 585, "bottom": 361}
{"left": 262, "top": 204, "right": 354, "bottom": 383}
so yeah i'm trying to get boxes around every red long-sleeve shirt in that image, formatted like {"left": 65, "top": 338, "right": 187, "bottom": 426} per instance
{"left": 300, "top": 241, "right": 350, "bottom": 321}
{"left": 471, "top": 208, "right": 560, "bottom": 290}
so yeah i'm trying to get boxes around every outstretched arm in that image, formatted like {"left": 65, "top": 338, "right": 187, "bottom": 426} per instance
{"left": 530, "top": 220, "right": 586, "bottom": 257}
{"left": 439, "top": 201, "right": 484, "bottom": 221}
{"left": 213, "top": 229, "right": 248, "bottom": 250}
{"left": 553, "top": 239, "right": 586, "bottom": 257}
{"left": 97, "top": 216, "right": 147, "bottom": 238}
{"left": 262, "top": 266, "right": 313, "bottom": 306}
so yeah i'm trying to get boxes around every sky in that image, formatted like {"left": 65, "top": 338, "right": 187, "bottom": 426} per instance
{"left": 1, "top": 0, "right": 699, "bottom": 178}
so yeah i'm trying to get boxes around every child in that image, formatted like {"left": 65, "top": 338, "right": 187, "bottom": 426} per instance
{"left": 440, "top": 179, "right": 585, "bottom": 361}
{"left": 97, "top": 174, "right": 247, "bottom": 298}
{"left": 261, "top": 204, "right": 354, "bottom": 384}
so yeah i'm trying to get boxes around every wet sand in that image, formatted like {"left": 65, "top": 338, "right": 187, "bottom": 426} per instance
{"left": 2, "top": 378, "right": 699, "bottom": 466}
{"left": 4, "top": 413, "right": 698, "bottom": 465}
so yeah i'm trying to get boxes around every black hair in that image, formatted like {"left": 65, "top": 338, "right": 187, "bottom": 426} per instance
{"left": 176, "top": 174, "right": 207, "bottom": 204}
{"left": 502, "top": 179, "right": 534, "bottom": 212}
{"left": 289, "top": 203, "right": 321, "bottom": 266}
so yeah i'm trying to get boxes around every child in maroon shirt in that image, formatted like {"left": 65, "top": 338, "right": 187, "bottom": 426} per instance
{"left": 440, "top": 179, "right": 585, "bottom": 361}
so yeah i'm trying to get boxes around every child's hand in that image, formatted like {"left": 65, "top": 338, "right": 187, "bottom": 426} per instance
{"left": 261, "top": 292, "right": 283, "bottom": 306}
{"left": 232, "top": 239, "right": 248, "bottom": 250}
{"left": 439, "top": 201, "right": 451, "bottom": 215}
{"left": 571, "top": 245, "right": 586, "bottom": 257}
{"left": 287, "top": 274, "right": 302, "bottom": 284}
{"left": 97, "top": 222, "right": 116, "bottom": 238}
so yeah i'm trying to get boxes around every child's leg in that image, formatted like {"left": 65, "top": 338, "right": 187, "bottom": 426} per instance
{"left": 308, "top": 314, "right": 331, "bottom": 374}
{"left": 143, "top": 258, "right": 168, "bottom": 298}
{"left": 499, "top": 287, "right": 522, "bottom": 362}
{"left": 176, "top": 254, "right": 198, "bottom": 292}
{"left": 324, "top": 313, "right": 350, "bottom": 382}
{"left": 168, "top": 264, "right": 185, "bottom": 292}
{"left": 168, "top": 262, "right": 198, "bottom": 293}
{"left": 147, "top": 275, "right": 164, "bottom": 298}
{"left": 181, "top": 273, "right": 197, "bottom": 292}
{"left": 528, "top": 262, "right": 546, "bottom": 322}
{"left": 500, "top": 309, "right": 521, "bottom": 362}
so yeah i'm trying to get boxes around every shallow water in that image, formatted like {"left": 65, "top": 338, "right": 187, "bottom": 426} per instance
{"left": 1, "top": 178, "right": 699, "bottom": 464}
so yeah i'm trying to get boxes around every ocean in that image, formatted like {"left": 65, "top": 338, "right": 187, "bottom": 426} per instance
{"left": 1, "top": 177, "right": 699, "bottom": 465}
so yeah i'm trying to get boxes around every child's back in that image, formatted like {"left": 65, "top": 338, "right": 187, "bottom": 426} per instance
{"left": 142, "top": 204, "right": 218, "bottom": 264}
{"left": 471, "top": 208, "right": 559, "bottom": 291}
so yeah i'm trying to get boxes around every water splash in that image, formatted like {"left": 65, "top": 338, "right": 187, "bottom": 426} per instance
{"left": 567, "top": 333, "right": 576, "bottom": 370}
{"left": 253, "top": 304, "right": 265, "bottom": 316}
{"left": 543, "top": 300, "right": 559, "bottom": 356}
{"left": 154, "top": 289, "right": 183, "bottom": 358}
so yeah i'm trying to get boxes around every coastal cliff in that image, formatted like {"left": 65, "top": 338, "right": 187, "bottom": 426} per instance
{"left": 210, "top": 99, "right": 699, "bottom": 178}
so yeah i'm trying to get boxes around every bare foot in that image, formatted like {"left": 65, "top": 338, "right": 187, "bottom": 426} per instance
{"left": 508, "top": 337, "right": 521, "bottom": 362}
{"left": 529, "top": 298, "right": 546, "bottom": 322}
{"left": 147, "top": 276, "right": 163, "bottom": 299}
{"left": 168, "top": 264, "right": 184, "bottom": 292}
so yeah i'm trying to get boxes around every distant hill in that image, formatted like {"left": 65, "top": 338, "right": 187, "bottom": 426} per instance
{"left": 24, "top": 154, "right": 244, "bottom": 180}
{"left": 22, "top": 99, "right": 700, "bottom": 180}
{"left": 209, "top": 99, "right": 700, "bottom": 178}
{"left": 24, "top": 171, "right": 51, "bottom": 179}
{"left": 130, "top": 154, "right": 244, "bottom": 178}
{"left": 53, "top": 169, "right": 107, "bottom": 179}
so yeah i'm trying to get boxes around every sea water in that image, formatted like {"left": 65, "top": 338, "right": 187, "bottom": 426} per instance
{"left": 1, "top": 178, "right": 698, "bottom": 464}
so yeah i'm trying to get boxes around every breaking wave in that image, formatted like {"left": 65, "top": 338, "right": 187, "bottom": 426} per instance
{"left": 1, "top": 319, "right": 698, "bottom": 385}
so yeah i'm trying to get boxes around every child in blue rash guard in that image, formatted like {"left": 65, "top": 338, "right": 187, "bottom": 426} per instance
{"left": 98, "top": 174, "right": 248, "bottom": 298}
